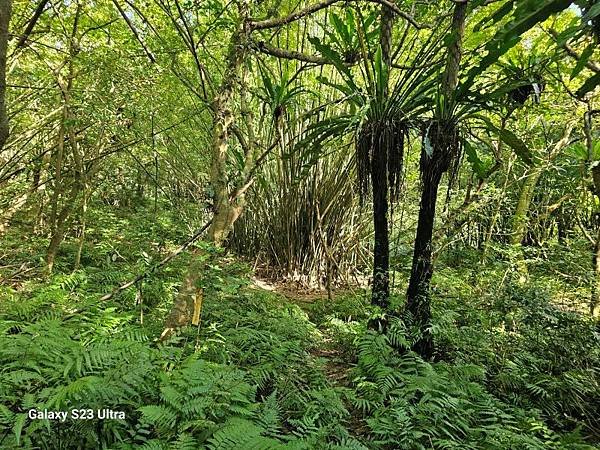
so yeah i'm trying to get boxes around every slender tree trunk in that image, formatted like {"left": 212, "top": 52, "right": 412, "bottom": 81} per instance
{"left": 371, "top": 135, "right": 389, "bottom": 308}
{"left": 557, "top": 205, "right": 570, "bottom": 244}
{"left": 45, "top": 4, "right": 82, "bottom": 273}
{"left": 74, "top": 189, "right": 88, "bottom": 270}
{"left": 49, "top": 110, "right": 66, "bottom": 233}
{"left": 509, "top": 123, "right": 572, "bottom": 280}
{"left": 510, "top": 169, "right": 542, "bottom": 245}
{"left": 46, "top": 183, "right": 78, "bottom": 273}
{"left": 369, "top": 1, "right": 394, "bottom": 312}
{"left": 480, "top": 159, "right": 512, "bottom": 261}
{"left": 406, "top": 165, "right": 443, "bottom": 355}
{"left": 591, "top": 226, "right": 600, "bottom": 317}
{"left": 405, "top": 0, "right": 467, "bottom": 359}
{"left": 163, "top": 3, "right": 250, "bottom": 337}
{"left": 0, "top": 0, "right": 10, "bottom": 151}
{"left": 585, "top": 106, "right": 600, "bottom": 316}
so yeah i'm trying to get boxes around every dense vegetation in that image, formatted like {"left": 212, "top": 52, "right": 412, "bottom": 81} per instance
{"left": 1, "top": 0, "right": 599, "bottom": 448}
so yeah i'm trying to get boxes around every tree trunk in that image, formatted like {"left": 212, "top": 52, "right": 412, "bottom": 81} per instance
{"left": 586, "top": 107, "right": 600, "bottom": 316}
{"left": 591, "top": 226, "right": 600, "bottom": 317}
{"left": 368, "top": 1, "right": 394, "bottom": 313}
{"left": 510, "top": 170, "right": 541, "bottom": 245}
{"left": 371, "top": 137, "right": 390, "bottom": 309}
{"left": 74, "top": 189, "right": 88, "bottom": 270}
{"left": 405, "top": 0, "right": 467, "bottom": 359}
{"left": 406, "top": 157, "right": 444, "bottom": 358}
{"left": 49, "top": 111, "right": 66, "bottom": 233}
{"left": 0, "top": 0, "right": 10, "bottom": 151}
{"left": 509, "top": 123, "right": 573, "bottom": 280}
{"left": 163, "top": 4, "right": 250, "bottom": 337}
{"left": 46, "top": 184, "right": 78, "bottom": 273}
{"left": 206, "top": 8, "right": 249, "bottom": 243}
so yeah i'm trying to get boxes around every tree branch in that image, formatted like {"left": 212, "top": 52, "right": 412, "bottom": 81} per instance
{"left": 100, "top": 219, "right": 213, "bottom": 301}
{"left": 14, "top": 0, "right": 49, "bottom": 51}
{"left": 548, "top": 28, "right": 600, "bottom": 74}
{"left": 248, "top": 0, "right": 426, "bottom": 31}
{"left": 253, "top": 40, "right": 329, "bottom": 64}
{"left": 111, "top": 0, "right": 156, "bottom": 63}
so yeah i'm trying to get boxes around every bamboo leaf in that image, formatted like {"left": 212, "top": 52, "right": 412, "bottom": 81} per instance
{"left": 576, "top": 72, "right": 600, "bottom": 98}
{"left": 463, "top": 140, "right": 487, "bottom": 178}
{"left": 570, "top": 43, "right": 595, "bottom": 79}
{"left": 499, "top": 129, "right": 533, "bottom": 165}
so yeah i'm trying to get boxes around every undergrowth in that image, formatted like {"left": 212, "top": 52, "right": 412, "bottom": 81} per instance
{"left": 1, "top": 207, "right": 599, "bottom": 449}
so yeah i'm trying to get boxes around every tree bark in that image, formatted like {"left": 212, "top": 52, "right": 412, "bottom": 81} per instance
{"left": 406, "top": 164, "right": 443, "bottom": 356}
{"left": 371, "top": 133, "right": 390, "bottom": 309}
{"left": 585, "top": 106, "right": 600, "bottom": 316}
{"left": 510, "top": 124, "right": 573, "bottom": 246}
{"left": 369, "top": 2, "right": 394, "bottom": 312}
{"left": 46, "top": 4, "right": 82, "bottom": 273}
{"left": 46, "top": 181, "right": 79, "bottom": 273}
{"left": 510, "top": 169, "right": 542, "bottom": 245}
{"left": 591, "top": 226, "right": 600, "bottom": 317}
{"left": 206, "top": 9, "right": 249, "bottom": 244}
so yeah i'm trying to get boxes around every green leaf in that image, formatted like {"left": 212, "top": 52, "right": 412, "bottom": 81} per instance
{"left": 594, "top": 140, "right": 600, "bottom": 160}
{"left": 476, "top": 115, "right": 533, "bottom": 165}
{"left": 330, "top": 13, "right": 350, "bottom": 45}
{"left": 463, "top": 140, "right": 487, "bottom": 178}
{"left": 570, "top": 43, "right": 595, "bottom": 79}
{"left": 309, "top": 36, "right": 349, "bottom": 77}
{"left": 13, "top": 413, "right": 27, "bottom": 446}
{"left": 564, "top": 142, "right": 588, "bottom": 160}
{"left": 499, "top": 129, "right": 533, "bottom": 165}
{"left": 460, "top": 0, "right": 572, "bottom": 96}
{"left": 583, "top": 2, "right": 600, "bottom": 20}
{"left": 374, "top": 46, "right": 389, "bottom": 100}
{"left": 473, "top": 1, "right": 515, "bottom": 33}
{"left": 345, "top": 9, "right": 356, "bottom": 39}
{"left": 576, "top": 72, "right": 600, "bottom": 98}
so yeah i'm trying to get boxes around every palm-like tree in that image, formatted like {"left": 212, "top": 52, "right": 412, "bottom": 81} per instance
{"left": 303, "top": 0, "right": 574, "bottom": 357}
{"left": 405, "top": 0, "right": 467, "bottom": 358}
{"left": 300, "top": 8, "right": 445, "bottom": 318}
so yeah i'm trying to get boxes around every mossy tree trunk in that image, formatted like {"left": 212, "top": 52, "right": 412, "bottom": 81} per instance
{"left": 510, "top": 169, "right": 542, "bottom": 245}
{"left": 585, "top": 107, "right": 600, "bottom": 316}
{"left": 508, "top": 123, "right": 573, "bottom": 281}
{"left": 163, "top": 4, "right": 251, "bottom": 336}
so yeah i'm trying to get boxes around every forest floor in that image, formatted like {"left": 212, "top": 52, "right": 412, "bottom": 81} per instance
{"left": 252, "top": 278, "right": 361, "bottom": 388}
{"left": 1, "top": 205, "right": 599, "bottom": 448}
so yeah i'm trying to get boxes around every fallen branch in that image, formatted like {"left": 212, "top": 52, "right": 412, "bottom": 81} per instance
{"left": 100, "top": 219, "right": 212, "bottom": 301}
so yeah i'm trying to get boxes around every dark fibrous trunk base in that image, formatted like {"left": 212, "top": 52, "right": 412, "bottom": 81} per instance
{"left": 357, "top": 119, "right": 408, "bottom": 315}
{"left": 406, "top": 119, "right": 460, "bottom": 359}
